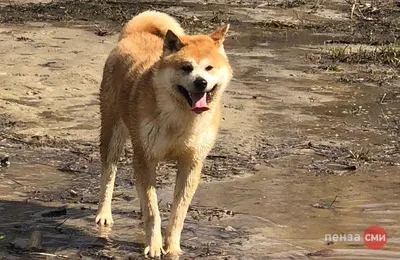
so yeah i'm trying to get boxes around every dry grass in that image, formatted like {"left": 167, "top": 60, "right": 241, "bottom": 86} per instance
{"left": 348, "top": 146, "right": 371, "bottom": 161}
{"left": 344, "top": 0, "right": 396, "bottom": 20}
{"left": 277, "top": 0, "right": 307, "bottom": 8}
{"left": 341, "top": 0, "right": 400, "bottom": 44}
{"left": 327, "top": 45, "right": 400, "bottom": 67}
{"left": 257, "top": 0, "right": 307, "bottom": 8}
{"left": 338, "top": 67, "right": 397, "bottom": 86}
{"left": 309, "top": 44, "right": 400, "bottom": 85}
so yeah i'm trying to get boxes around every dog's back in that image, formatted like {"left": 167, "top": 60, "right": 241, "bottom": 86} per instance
{"left": 119, "top": 11, "right": 184, "bottom": 40}
{"left": 100, "top": 11, "right": 184, "bottom": 120}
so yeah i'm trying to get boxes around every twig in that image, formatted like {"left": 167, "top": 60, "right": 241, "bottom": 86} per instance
{"left": 329, "top": 195, "right": 338, "bottom": 208}
{"left": 255, "top": 3, "right": 268, "bottom": 8}
{"left": 55, "top": 217, "right": 69, "bottom": 231}
{"left": 351, "top": 3, "right": 356, "bottom": 19}
{"left": 311, "top": 0, "right": 323, "bottom": 9}
{"left": 379, "top": 93, "right": 387, "bottom": 104}
{"left": 7, "top": 178, "right": 24, "bottom": 186}
{"left": 29, "top": 252, "right": 68, "bottom": 258}
{"left": 2, "top": 135, "right": 33, "bottom": 145}
{"left": 207, "top": 155, "right": 228, "bottom": 159}
{"left": 380, "top": 108, "right": 390, "bottom": 126}
{"left": 357, "top": 4, "right": 373, "bottom": 20}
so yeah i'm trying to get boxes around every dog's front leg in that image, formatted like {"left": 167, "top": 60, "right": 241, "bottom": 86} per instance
{"left": 165, "top": 158, "right": 203, "bottom": 256}
{"left": 134, "top": 159, "right": 165, "bottom": 258}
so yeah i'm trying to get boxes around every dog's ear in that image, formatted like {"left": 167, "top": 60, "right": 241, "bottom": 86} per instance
{"left": 210, "top": 24, "right": 230, "bottom": 44}
{"left": 163, "top": 30, "right": 184, "bottom": 55}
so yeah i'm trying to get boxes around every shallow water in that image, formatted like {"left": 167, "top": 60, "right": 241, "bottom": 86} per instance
{"left": 212, "top": 27, "right": 400, "bottom": 259}
{"left": 195, "top": 165, "right": 400, "bottom": 259}
{"left": 1, "top": 149, "right": 399, "bottom": 259}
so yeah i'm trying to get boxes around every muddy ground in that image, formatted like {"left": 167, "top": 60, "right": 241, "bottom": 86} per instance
{"left": 0, "top": 0, "right": 399, "bottom": 259}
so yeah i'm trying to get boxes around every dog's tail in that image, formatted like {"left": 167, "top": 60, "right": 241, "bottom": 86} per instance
{"left": 119, "top": 11, "right": 184, "bottom": 41}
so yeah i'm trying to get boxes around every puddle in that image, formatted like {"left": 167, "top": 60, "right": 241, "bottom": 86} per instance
{"left": 195, "top": 165, "right": 400, "bottom": 258}
{"left": 1, "top": 154, "right": 399, "bottom": 259}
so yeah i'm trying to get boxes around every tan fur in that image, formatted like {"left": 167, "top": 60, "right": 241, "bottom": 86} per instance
{"left": 95, "top": 11, "right": 232, "bottom": 258}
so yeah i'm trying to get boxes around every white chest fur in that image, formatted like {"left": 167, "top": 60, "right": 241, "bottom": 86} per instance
{"left": 139, "top": 112, "right": 216, "bottom": 160}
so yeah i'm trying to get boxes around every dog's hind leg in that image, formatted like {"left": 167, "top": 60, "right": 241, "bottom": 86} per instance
{"left": 96, "top": 103, "right": 128, "bottom": 226}
{"left": 165, "top": 158, "right": 203, "bottom": 256}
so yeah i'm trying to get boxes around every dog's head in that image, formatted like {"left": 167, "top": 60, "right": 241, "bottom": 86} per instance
{"left": 155, "top": 25, "right": 232, "bottom": 114}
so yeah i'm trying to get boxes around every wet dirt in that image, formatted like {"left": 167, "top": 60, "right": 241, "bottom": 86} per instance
{"left": 1, "top": 0, "right": 400, "bottom": 259}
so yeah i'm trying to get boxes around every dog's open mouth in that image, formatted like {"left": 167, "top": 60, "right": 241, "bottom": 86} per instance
{"left": 177, "top": 85, "right": 217, "bottom": 114}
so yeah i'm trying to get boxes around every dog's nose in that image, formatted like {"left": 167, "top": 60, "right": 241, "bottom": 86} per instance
{"left": 193, "top": 77, "right": 207, "bottom": 90}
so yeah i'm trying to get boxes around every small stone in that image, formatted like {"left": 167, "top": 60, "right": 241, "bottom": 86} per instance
{"left": 12, "top": 237, "right": 29, "bottom": 250}
{"left": 226, "top": 210, "right": 233, "bottom": 216}
{"left": 0, "top": 155, "right": 10, "bottom": 167}
{"left": 70, "top": 189, "right": 78, "bottom": 197}
{"left": 252, "top": 164, "right": 263, "bottom": 171}
{"left": 224, "top": 226, "right": 236, "bottom": 232}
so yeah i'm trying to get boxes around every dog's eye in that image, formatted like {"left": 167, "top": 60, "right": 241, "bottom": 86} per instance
{"left": 181, "top": 64, "right": 193, "bottom": 72}
{"left": 205, "top": 65, "right": 214, "bottom": 71}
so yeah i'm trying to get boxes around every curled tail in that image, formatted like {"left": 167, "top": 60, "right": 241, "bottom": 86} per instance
{"left": 119, "top": 11, "right": 184, "bottom": 41}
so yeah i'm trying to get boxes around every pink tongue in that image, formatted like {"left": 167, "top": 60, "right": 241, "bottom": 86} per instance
{"left": 191, "top": 92, "right": 209, "bottom": 113}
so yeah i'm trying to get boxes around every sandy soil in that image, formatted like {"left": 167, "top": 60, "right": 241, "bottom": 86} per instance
{"left": 0, "top": 0, "right": 399, "bottom": 259}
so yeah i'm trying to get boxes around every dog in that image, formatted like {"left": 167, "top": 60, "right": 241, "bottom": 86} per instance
{"left": 95, "top": 11, "right": 232, "bottom": 258}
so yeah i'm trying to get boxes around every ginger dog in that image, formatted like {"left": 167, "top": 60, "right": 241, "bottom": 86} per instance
{"left": 96, "top": 11, "right": 232, "bottom": 257}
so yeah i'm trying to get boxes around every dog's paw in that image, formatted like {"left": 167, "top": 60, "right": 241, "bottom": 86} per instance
{"left": 95, "top": 211, "right": 114, "bottom": 226}
{"left": 144, "top": 244, "right": 166, "bottom": 258}
{"left": 165, "top": 246, "right": 183, "bottom": 257}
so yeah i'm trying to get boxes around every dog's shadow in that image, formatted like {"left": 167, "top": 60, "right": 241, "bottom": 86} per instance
{"left": 0, "top": 199, "right": 239, "bottom": 259}
{"left": 0, "top": 199, "right": 150, "bottom": 259}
